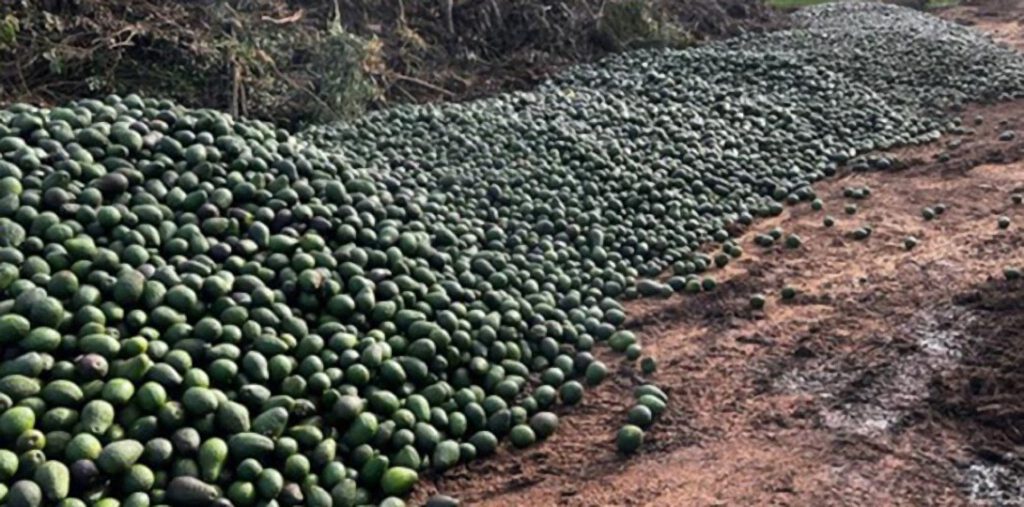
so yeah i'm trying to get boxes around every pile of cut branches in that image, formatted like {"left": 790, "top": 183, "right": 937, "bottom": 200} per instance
{"left": 0, "top": 0, "right": 779, "bottom": 126}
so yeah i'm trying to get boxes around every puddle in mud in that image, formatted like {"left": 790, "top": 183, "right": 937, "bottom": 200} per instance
{"left": 773, "top": 305, "right": 1024, "bottom": 503}
{"left": 776, "top": 309, "right": 966, "bottom": 437}
{"left": 824, "top": 313, "right": 966, "bottom": 435}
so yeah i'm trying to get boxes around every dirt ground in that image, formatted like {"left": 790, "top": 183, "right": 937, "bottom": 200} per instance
{"left": 408, "top": 2, "right": 1024, "bottom": 506}
{"left": 945, "top": 0, "right": 1024, "bottom": 50}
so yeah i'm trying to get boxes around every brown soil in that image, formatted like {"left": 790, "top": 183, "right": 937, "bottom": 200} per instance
{"left": 943, "top": 0, "right": 1024, "bottom": 50}
{"left": 412, "top": 2, "right": 1024, "bottom": 505}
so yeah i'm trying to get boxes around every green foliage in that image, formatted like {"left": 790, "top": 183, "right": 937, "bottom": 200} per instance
{"left": 598, "top": 0, "right": 694, "bottom": 50}
{"left": 0, "top": 15, "right": 18, "bottom": 50}
{"left": 310, "top": 26, "right": 379, "bottom": 122}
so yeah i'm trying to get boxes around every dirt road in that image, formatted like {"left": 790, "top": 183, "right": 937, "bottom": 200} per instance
{"left": 416, "top": 3, "right": 1024, "bottom": 505}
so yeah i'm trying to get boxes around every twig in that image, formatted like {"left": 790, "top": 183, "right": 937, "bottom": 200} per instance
{"left": 104, "top": 25, "right": 142, "bottom": 50}
{"left": 260, "top": 9, "right": 304, "bottom": 25}
{"left": 23, "top": 80, "right": 83, "bottom": 92}
{"left": 389, "top": 72, "right": 454, "bottom": 96}
{"left": 444, "top": 0, "right": 455, "bottom": 33}
{"left": 14, "top": 51, "right": 29, "bottom": 97}
{"left": 264, "top": 56, "right": 342, "bottom": 120}
{"left": 238, "top": 65, "right": 248, "bottom": 117}
{"left": 332, "top": 0, "right": 343, "bottom": 31}
{"left": 489, "top": 0, "right": 502, "bottom": 28}
{"left": 393, "top": 81, "right": 417, "bottom": 102}
{"left": 229, "top": 55, "right": 240, "bottom": 117}
{"left": 221, "top": 2, "right": 241, "bottom": 117}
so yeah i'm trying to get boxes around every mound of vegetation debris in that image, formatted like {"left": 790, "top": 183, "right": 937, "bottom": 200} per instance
{"left": 0, "top": 0, "right": 778, "bottom": 128}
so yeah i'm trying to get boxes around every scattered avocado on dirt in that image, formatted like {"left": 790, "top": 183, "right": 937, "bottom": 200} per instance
{"left": 750, "top": 294, "right": 767, "bottom": 310}
{"left": 850, "top": 225, "right": 873, "bottom": 241}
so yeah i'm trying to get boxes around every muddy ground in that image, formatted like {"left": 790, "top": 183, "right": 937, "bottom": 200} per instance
{"left": 408, "top": 2, "right": 1024, "bottom": 506}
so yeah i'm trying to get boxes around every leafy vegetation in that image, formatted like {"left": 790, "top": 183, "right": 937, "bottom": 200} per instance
{"left": 0, "top": 0, "right": 777, "bottom": 128}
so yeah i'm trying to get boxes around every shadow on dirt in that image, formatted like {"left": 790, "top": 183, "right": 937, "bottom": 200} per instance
{"left": 931, "top": 276, "right": 1024, "bottom": 502}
